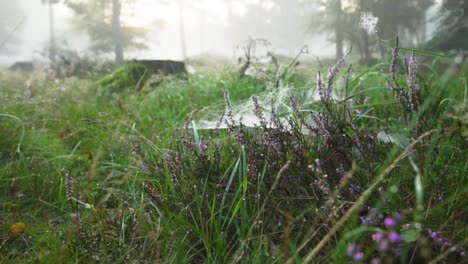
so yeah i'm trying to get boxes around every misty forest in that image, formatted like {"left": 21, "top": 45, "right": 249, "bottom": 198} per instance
{"left": 0, "top": 0, "right": 467, "bottom": 263}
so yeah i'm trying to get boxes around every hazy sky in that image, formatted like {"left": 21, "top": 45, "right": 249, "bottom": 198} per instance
{"left": 0, "top": 0, "right": 441, "bottom": 65}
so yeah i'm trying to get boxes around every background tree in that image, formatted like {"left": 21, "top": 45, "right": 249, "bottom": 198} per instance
{"left": 112, "top": 0, "right": 123, "bottom": 63}
{"left": 369, "top": 0, "right": 434, "bottom": 57}
{"left": 227, "top": 0, "right": 311, "bottom": 55}
{"left": 0, "top": 0, "right": 24, "bottom": 54}
{"left": 308, "top": 0, "right": 435, "bottom": 61}
{"left": 41, "top": 0, "right": 60, "bottom": 64}
{"left": 307, "top": 0, "right": 359, "bottom": 60}
{"left": 177, "top": 0, "right": 186, "bottom": 60}
{"left": 426, "top": 0, "right": 467, "bottom": 59}
{"left": 65, "top": 0, "right": 149, "bottom": 64}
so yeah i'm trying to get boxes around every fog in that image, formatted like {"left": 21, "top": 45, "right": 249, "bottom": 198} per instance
{"left": 0, "top": 0, "right": 445, "bottom": 66}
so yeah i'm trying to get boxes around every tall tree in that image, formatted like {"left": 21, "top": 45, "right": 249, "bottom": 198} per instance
{"left": 308, "top": 0, "right": 359, "bottom": 60}
{"left": 111, "top": 0, "right": 124, "bottom": 63}
{"left": 65, "top": 0, "right": 148, "bottom": 63}
{"left": 41, "top": 0, "right": 60, "bottom": 64}
{"left": 335, "top": 0, "right": 344, "bottom": 59}
{"left": 177, "top": 0, "right": 187, "bottom": 60}
{"left": 227, "top": 0, "right": 311, "bottom": 55}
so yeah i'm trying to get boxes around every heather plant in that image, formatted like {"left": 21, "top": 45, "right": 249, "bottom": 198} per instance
{"left": 153, "top": 44, "right": 466, "bottom": 262}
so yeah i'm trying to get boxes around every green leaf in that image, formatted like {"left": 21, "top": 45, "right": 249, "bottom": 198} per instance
{"left": 400, "top": 229, "right": 419, "bottom": 243}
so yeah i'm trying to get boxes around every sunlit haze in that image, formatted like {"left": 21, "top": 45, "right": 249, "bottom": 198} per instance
{"left": 0, "top": 0, "right": 443, "bottom": 65}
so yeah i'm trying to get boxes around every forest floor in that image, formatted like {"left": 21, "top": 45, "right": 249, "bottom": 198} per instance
{"left": 0, "top": 50, "right": 467, "bottom": 263}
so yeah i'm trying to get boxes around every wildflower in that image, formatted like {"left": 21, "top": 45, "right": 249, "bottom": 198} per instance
{"left": 378, "top": 239, "right": 390, "bottom": 252}
{"left": 353, "top": 252, "right": 364, "bottom": 261}
{"left": 315, "top": 159, "right": 321, "bottom": 167}
{"left": 252, "top": 96, "right": 267, "bottom": 128}
{"left": 385, "top": 81, "right": 393, "bottom": 90}
{"left": 361, "top": 207, "right": 378, "bottom": 225}
{"left": 360, "top": 216, "right": 372, "bottom": 225}
{"left": 65, "top": 172, "right": 73, "bottom": 201}
{"left": 10, "top": 222, "right": 26, "bottom": 234}
{"left": 198, "top": 140, "right": 208, "bottom": 153}
{"left": 393, "top": 212, "right": 404, "bottom": 223}
{"left": 384, "top": 217, "right": 396, "bottom": 228}
{"left": 349, "top": 183, "right": 360, "bottom": 195}
{"left": 324, "top": 55, "right": 346, "bottom": 101}
{"left": 388, "top": 231, "right": 404, "bottom": 244}
{"left": 317, "top": 72, "right": 324, "bottom": 99}
{"left": 407, "top": 52, "right": 418, "bottom": 90}
{"left": 427, "top": 229, "right": 466, "bottom": 258}
{"left": 347, "top": 243, "right": 364, "bottom": 261}
{"left": 437, "top": 192, "right": 445, "bottom": 201}
{"left": 390, "top": 39, "right": 399, "bottom": 87}
{"left": 373, "top": 232, "right": 385, "bottom": 242}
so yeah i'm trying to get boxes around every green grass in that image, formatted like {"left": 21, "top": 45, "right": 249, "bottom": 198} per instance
{"left": 0, "top": 52, "right": 467, "bottom": 263}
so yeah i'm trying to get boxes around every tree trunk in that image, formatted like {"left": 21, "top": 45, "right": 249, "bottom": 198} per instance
{"left": 177, "top": 0, "right": 187, "bottom": 60}
{"left": 48, "top": 1, "right": 56, "bottom": 64}
{"left": 112, "top": 0, "right": 124, "bottom": 64}
{"left": 335, "top": 0, "right": 344, "bottom": 59}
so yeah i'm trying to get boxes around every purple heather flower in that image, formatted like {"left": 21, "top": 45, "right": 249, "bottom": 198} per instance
{"left": 390, "top": 41, "right": 399, "bottom": 84}
{"left": 353, "top": 252, "right": 364, "bottom": 261}
{"left": 65, "top": 172, "right": 73, "bottom": 201}
{"left": 393, "top": 212, "right": 404, "bottom": 223}
{"left": 347, "top": 243, "right": 359, "bottom": 257}
{"left": 407, "top": 51, "right": 418, "bottom": 90}
{"left": 347, "top": 243, "right": 358, "bottom": 256}
{"left": 315, "top": 159, "right": 321, "bottom": 167}
{"left": 385, "top": 81, "right": 393, "bottom": 90}
{"left": 198, "top": 140, "right": 208, "bottom": 152}
{"left": 317, "top": 72, "right": 324, "bottom": 98}
{"left": 393, "top": 247, "right": 402, "bottom": 257}
{"left": 388, "top": 231, "right": 404, "bottom": 244}
{"left": 378, "top": 239, "right": 390, "bottom": 252}
{"left": 361, "top": 208, "right": 378, "bottom": 225}
{"left": 360, "top": 216, "right": 372, "bottom": 225}
{"left": 347, "top": 243, "right": 364, "bottom": 260}
{"left": 349, "top": 183, "right": 360, "bottom": 195}
{"left": 384, "top": 217, "right": 396, "bottom": 229}
{"left": 373, "top": 232, "right": 385, "bottom": 242}
{"left": 438, "top": 192, "right": 445, "bottom": 201}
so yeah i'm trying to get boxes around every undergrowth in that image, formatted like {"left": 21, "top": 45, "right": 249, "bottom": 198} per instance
{"left": 0, "top": 46, "right": 466, "bottom": 264}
